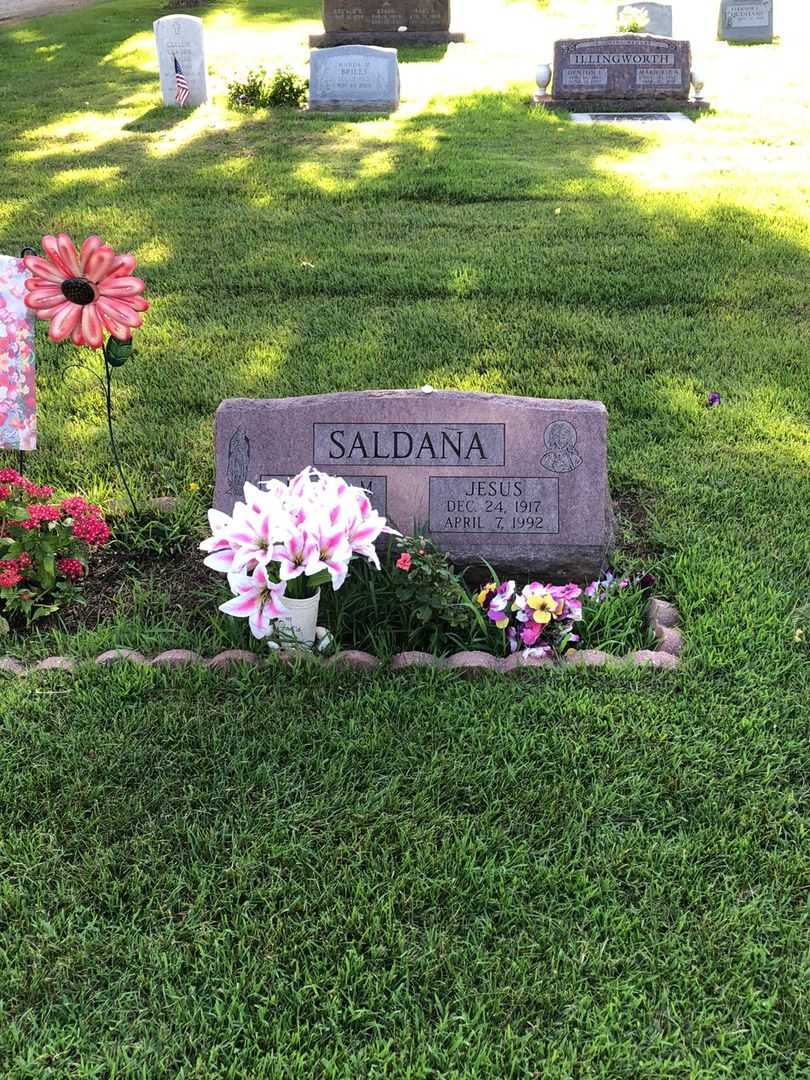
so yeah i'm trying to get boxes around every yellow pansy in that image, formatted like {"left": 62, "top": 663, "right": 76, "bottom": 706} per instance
{"left": 526, "top": 590, "right": 561, "bottom": 625}
{"left": 476, "top": 583, "right": 496, "bottom": 607}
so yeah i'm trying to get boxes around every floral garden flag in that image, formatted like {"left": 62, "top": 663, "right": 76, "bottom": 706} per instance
{"left": 0, "top": 254, "right": 36, "bottom": 451}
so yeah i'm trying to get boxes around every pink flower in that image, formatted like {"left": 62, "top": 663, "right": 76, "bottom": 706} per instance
{"left": 520, "top": 621, "right": 545, "bottom": 647}
{"left": 396, "top": 552, "right": 412, "bottom": 571}
{"left": 0, "top": 559, "right": 22, "bottom": 587}
{"left": 25, "top": 503, "right": 60, "bottom": 525}
{"left": 219, "top": 565, "right": 288, "bottom": 640}
{"left": 71, "top": 513, "right": 110, "bottom": 545}
{"left": 304, "top": 518, "right": 352, "bottom": 590}
{"left": 23, "top": 233, "right": 149, "bottom": 349}
{"left": 57, "top": 557, "right": 84, "bottom": 581}
{"left": 0, "top": 468, "right": 21, "bottom": 484}
{"left": 60, "top": 496, "right": 90, "bottom": 517}
{"left": 275, "top": 531, "right": 317, "bottom": 582}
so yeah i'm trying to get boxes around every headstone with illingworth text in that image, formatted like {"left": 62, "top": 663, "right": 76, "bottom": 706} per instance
{"left": 309, "top": 45, "right": 400, "bottom": 112}
{"left": 550, "top": 34, "right": 691, "bottom": 107}
{"left": 153, "top": 14, "right": 209, "bottom": 108}
{"left": 214, "top": 390, "right": 613, "bottom": 583}
{"left": 717, "top": 0, "right": 773, "bottom": 43}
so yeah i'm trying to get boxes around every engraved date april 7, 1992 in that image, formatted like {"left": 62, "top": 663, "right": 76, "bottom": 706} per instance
{"left": 429, "top": 478, "right": 560, "bottom": 535}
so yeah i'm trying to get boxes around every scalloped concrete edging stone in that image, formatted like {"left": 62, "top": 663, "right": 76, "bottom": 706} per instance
{"left": 0, "top": 599, "right": 682, "bottom": 677}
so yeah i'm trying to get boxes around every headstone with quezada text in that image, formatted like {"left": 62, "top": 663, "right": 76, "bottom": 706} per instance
{"left": 214, "top": 390, "right": 613, "bottom": 582}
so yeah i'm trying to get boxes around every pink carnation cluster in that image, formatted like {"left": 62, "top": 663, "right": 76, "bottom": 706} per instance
{"left": 0, "top": 477, "right": 107, "bottom": 626}
{"left": 0, "top": 471, "right": 109, "bottom": 545}
{"left": 201, "top": 468, "right": 393, "bottom": 641}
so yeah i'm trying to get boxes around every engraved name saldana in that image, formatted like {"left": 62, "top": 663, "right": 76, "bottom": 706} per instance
{"left": 313, "top": 423, "right": 505, "bottom": 467}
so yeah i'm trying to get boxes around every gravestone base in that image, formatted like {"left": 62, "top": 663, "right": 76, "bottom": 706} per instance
{"left": 308, "top": 100, "right": 398, "bottom": 113}
{"left": 310, "top": 30, "right": 464, "bottom": 46}
{"left": 533, "top": 95, "right": 709, "bottom": 111}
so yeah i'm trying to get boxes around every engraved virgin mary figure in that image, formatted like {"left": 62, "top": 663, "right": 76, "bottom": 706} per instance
{"left": 541, "top": 420, "right": 582, "bottom": 474}
{"left": 227, "top": 427, "right": 250, "bottom": 494}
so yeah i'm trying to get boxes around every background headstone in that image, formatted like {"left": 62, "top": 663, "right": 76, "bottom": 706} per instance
{"left": 309, "top": 45, "right": 400, "bottom": 112}
{"left": 551, "top": 35, "right": 691, "bottom": 105}
{"left": 718, "top": 0, "right": 773, "bottom": 43}
{"left": 312, "top": 0, "right": 464, "bottom": 46}
{"left": 214, "top": 390, "right": 614, "bottom": 583}
{"left": 153, "top": 15, "right": 209, "bottom": 108}
{"left": 616, "top": 3, "right": 673, "bottom": 37}
{"left": 0, "top": 255, "right": 36, "bottom": 451}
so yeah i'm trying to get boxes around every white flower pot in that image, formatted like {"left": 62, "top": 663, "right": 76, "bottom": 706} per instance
{"left": 277, "top": 589, "right": 321, "bottom": 649}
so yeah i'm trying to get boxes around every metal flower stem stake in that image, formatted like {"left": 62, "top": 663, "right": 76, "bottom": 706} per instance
{"left": 22, "top": 234, "right": 149, "bottom": 515}
{"left": 103, "top": 335, "right": 137, "bottom": 514}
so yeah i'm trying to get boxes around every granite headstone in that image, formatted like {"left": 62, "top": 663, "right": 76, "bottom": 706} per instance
{"left": 551, "top": 34, "right": 691, "bottom": 105}
{"left": 311, "top": 0, "right": 464, "bottom": 46}
{"left": 617, "top": 3, "right": 673, "bottom": 37}
{"left": 309, "top": 45, "right": 400, "bottom": 112}
{"left": 153, "top": 15, "right": 209, "bottom": 108}
{"left": 214, "top": 390, "right": 614, "bottom": 582}
{"left": 717, "top": 0, "right": 773, "bottom": 43}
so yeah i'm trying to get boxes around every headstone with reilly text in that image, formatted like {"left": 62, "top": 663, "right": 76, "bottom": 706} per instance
{"left": 617, "top": 3, "right": 673, "bottom": 36}
{"left": 550, "top": 34, "right": 691, "bottom": 106}
{"left": 310, "top": 0, "right": 465, "bottom": 47}
{"left": 718, "top": 0, "right": 773, "bottom": 43}
{"left": 153, "top": 14, "right": 209, "bottom": 108}
{"left": 214, "top": 390, "right": 614, "bottom": 582}
{"left": 309, "top": 45, "right": 400, "bottom": 112}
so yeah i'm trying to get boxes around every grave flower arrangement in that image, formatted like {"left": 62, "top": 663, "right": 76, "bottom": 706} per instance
{"left": 0, "top": 468, "right": 110, "bottom": 628}
{"left": 201, "top": 468, "right": 392, "bottom": 646}
{"left": 476, "top": 579, "right": 584, "bottom": 660}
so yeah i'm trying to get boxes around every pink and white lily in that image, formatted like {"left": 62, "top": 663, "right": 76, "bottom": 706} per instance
{"left": 219, "top": 565, "right": 288, "bottom": 640}
{"left": 304, "top": 517, "right": 353, "bottom": 590}
{"left": 275, "top": 530, "right": 317, "bottom": 581}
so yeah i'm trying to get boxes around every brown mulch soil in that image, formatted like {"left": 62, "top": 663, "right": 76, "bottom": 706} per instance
{"left": 53, "top": 537, "right": 214, "bottom": 634}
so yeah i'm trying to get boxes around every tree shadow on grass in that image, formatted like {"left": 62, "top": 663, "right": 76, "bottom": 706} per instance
{"left": 123, "top": 105, "right": 199, "bottom": 133}
{"left": 0, "top": 5, "right": 809, "bottom": 554}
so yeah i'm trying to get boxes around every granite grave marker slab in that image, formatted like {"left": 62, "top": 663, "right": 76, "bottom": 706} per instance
{"left": 309, "top": 45, "right": 400, "bottom": 112}
{"left": 617, "top": 3, "right": 673, "bottom": 37}
{"left": 214, "top": 390, "right": 613, "bottom": 582}
{"left": 153, "top": 14, "right": 209, "bottom": 108}
{"left": 718, "top": 0, "right": 773, "bottom": 43}
{"left": 311, "top": 0, "right": 464, "bottom": 46}
{"left": 550, "top": 34, "right": 691, "bottom": 106}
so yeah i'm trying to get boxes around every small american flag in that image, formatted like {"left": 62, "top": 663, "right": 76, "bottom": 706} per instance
{"left": 174, "top": 56, "right": 190, "bottom": 107}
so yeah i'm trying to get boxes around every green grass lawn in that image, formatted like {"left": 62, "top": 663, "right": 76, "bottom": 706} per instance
{"left": 1, "top": 0, "right": 809, "bottom": 1074}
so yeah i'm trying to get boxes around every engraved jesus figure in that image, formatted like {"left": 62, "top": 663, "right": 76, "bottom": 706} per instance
{"left": 541, "top": 420, "right": 582, "bottom": 474}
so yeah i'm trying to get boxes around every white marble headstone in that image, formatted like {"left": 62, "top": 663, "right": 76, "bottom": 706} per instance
{"left": 153, "top": 15, "right": 209, "bottom": 108}
{"left": 309, "top": 45, "right": 400, "bottom": 113}
{"left": 617, "top": 3, "right": 673, "bottom": 37}
{"left": 717, "top": 0, "right": 773, "bottom": 42}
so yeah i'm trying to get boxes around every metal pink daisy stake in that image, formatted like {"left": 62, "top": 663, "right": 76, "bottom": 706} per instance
{"left": 23, "top": 233, "right": 149, "bottom": 514}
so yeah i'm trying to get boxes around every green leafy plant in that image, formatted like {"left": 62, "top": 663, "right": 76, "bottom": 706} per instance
{"left": 0, "top": 469, "right": 110, "bottom": 629}
{"left": 321, "top": 536, "right": 493, "bottom": 657}
{"left": 227, "top": 66, "right": 308, "bottom": 110}
{"left": 111, "top": 492, "right": 202, "bottom": 559}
